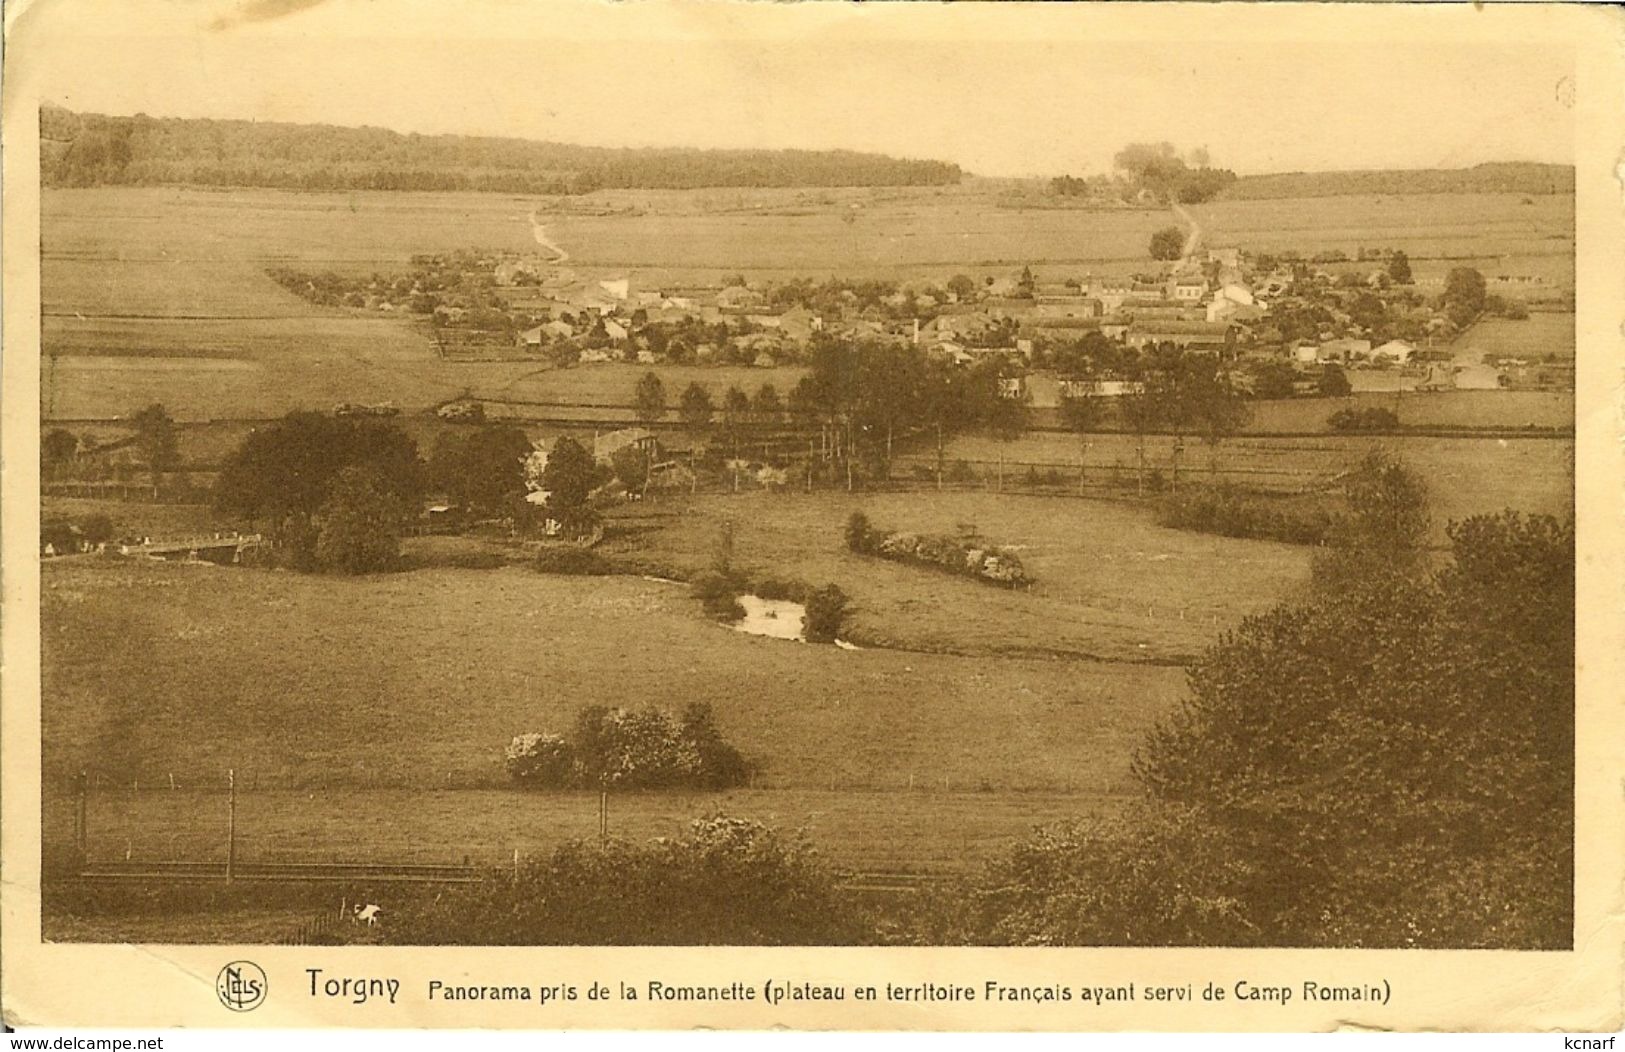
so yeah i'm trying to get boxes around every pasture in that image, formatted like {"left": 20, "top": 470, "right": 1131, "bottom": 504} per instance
{"left": 605, "top": 490, "right": 1311, "bottom": 661}
{"left": 909, "top": 432, "right": 1572, "bottom": 535}
{"left": 1190, "top": 193, "right": 1574, "bottom": 287}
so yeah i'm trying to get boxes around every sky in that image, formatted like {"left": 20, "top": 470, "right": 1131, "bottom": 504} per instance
{"left": 12, "top": 0, "right": 1578, "bottom": 178}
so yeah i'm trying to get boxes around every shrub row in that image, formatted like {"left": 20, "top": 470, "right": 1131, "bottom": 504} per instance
{"left": 846, "top": 511, "right": 1029, "bottom": 587}
{"left": 532, "top": 545, "right": 618, "bottom": 576}
{"left": 506, "top": 703, "right": 748, "bottom": 791}
{"left": 1328, "top": 406, "right": 1400, "bottom": 432}
{"left": 1156, "top": 487, "right": 1335, "bottom": 546}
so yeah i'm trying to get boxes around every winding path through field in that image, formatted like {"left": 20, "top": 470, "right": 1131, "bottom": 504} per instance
{"left": 1171, "top": 200, "right": 1203, "bottom": 262}
{"left": 527, "top": 209, "right": 570, "bottom": 262}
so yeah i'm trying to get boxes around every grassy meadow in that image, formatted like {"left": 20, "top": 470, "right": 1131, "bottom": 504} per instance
{"left": 39, "top": 485, "right": 1321, "bottom": 883}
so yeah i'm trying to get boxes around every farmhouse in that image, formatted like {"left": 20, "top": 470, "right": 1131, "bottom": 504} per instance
{"left": 1171, "top": 275, "right": 1208, "bottom": 302}
{"left": 1125, "top": 320, "right": 1235, "bottom": 353}
{"left": 594, "top": 428, "right": 659, "bottom": 464}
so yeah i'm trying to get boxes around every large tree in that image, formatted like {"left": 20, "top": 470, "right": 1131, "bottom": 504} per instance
{"left": 313, "top": 466, "right": 405, "bottom": 574}
{"left": 1148, "top": 226, "right": 1185, "bottom": 261}
{"left": 539, "top": 436, "right": 597, "bottom": 523}
{"left": 215, "top": 411, "right": 424, "bottom": 538}
{"left": 1442, "top": 267, "right": 1487, "bottom": 327}
{"left": 633, "top": 371, "right": 667, "bottom": 427}
{"left": 428, "top": 425, "right": 534, "bottom": 517}
{"left": 130, "top": 403, "right": 180, "bottom": 489}
{"left": 42, "top": 429, "right": 79, "bottom": 476}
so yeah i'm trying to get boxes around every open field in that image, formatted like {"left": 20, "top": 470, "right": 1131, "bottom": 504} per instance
{"left": 1191, "top": 193, "right": 1574, "bottom": 287}
{"left": 1455, "top": 313, "right": 1577, "bottom": 360}
{"left": 40, "top": 487, "right": 1307, "bottom": 882}
{"left": 604, "top": 490, "right": 1311, "bottom": 661}
{"left": 41, "top": 545, "right": 1195, "bottom": 798}
{"left": 907, "top": 433, "right": 1571, "bottom": 535}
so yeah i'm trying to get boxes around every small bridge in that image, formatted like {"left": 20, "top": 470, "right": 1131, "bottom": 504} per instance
{"left": 120, "top": 532, "right": 266, "bottom": 562}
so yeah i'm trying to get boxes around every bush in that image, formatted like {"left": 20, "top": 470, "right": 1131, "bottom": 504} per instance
{"left": 845, "top": 510, "right": 874, "bottom": 553}
{"left": 803, "top": 584, "right": 848, "bottom": 644}
{"left": 858, "top": 518, "right": 1030, "bottom": 587}
{"left": 691, "top": 570, "right": 746, "bottom": 621}
{"left": 507, "top": 704, "right": 749, "bottom": 792}
{"left": 947, "top": 459, "right": 975, "bottom": 483}
{"left": 1157, "top": 487, "right": 1335, "bottom": 546}
{"left": 505, "top": 733, "right": 576, "bottom": 788}
{"left": 533, "top": 546, "right": 616, "bottom": 575}
{"left": 388, "top": 817, "right": 866, "bottom": 945}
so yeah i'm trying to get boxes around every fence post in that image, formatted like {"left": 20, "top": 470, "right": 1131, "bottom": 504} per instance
{"left": 226, "top": 768, "right": 237, "bottom": 883}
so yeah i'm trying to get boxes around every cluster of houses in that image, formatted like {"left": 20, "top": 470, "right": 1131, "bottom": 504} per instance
{"left": 389, "top": 245, "right": 1560, "bottom": 397}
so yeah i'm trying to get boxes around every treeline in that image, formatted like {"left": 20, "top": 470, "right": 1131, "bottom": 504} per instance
{"left": 40, "top": 107, "right": 962, "bottom": 192}
{"left": 1227, "top": 162, "right": 1574, "bottom": 200}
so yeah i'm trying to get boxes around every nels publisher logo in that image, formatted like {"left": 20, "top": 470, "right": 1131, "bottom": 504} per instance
{"left": 217, "top": 961, "right": 268, "bottom": 1012}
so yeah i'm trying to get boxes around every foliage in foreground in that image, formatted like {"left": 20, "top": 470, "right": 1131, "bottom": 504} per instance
{"left": 388, "top": 817, "right": 867, "bottom": 945}
{"left": 947, "top": 504, "right": 1573, "bottom": 949}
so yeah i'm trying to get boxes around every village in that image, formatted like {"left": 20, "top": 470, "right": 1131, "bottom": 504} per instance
{"left": 271, "top": 235, "right": 1574, "bottom": 420}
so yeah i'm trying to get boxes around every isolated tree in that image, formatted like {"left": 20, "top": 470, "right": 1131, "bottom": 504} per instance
{"left": 1148, "top": 226, "right": 1185, "bottom": 261}
{"left": 721, "top": 385, "right": 751, "bottom": 460}
{"left": 539, "top": 436, "right": 597, "bottom": 526}
{"left": 1186, "top": 360, "right": 1251, "bottom": 479}
{"left": 130, "top": 403, "right": 180, "bottom": 489}
{"left": 1058, "top": 390, "right": 1104, "bottom": 492}
{"left": 946, "top": 274, "right": 978, "bottom": 302}
{"left": 677, "top": 383, "right": 714, "bottom": 493}
{"left": 611, "top": 444, "right": 649, "bottom": 496}
{"left": 1118, "top": 386, "right": 1159, "bottom": 496}
{"left": 633, "top": 371, "right": 667, "bottom": 427}
{"left": 984, "top": 388, "right": 1028, "bottom": 493}
{"left": 428, "top": 425, "right": 533, "bottom": 517}
{"left": 1442, "top": 267, "right": 1487, "bottom": 327}
{"left": 1386, "top": 251, "right": 1413, "bottom": 285}
{"left": 752, "top": 383, "right": 782, "bottom": 423}
{"left": 1319, "top": 364, "right": 1353, "bottom": 398}
{"left": 678, "top": 382, "right": 714, "bottom": 432}
{"left": 1312, "top": 450, "right": 1432, "bottom": 593}
{"left": 314, "top": 466, "right": 403, "bottom": 574}
{"left": 42, "top": 428, "right": 79, "bottom": 476}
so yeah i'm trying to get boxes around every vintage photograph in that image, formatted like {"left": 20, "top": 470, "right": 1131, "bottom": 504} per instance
{"left": 27, "top": 3, "right": 1580, "bottom": 959}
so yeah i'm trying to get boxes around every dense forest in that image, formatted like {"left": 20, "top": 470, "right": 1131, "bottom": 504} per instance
{"left": 1226, "top": 162, "right": 1574, "bottom": 199}
{"left": 39, "top": 107, "right": 963, "bottom": 193}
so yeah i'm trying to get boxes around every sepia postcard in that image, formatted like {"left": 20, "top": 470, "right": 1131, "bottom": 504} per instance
{"left": 2, "top": 0, "right": 1622, "bottom": 1034}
